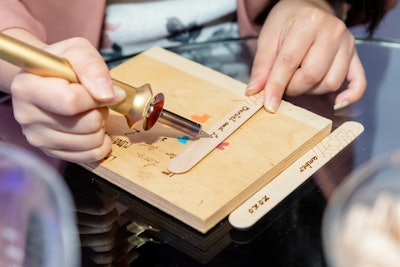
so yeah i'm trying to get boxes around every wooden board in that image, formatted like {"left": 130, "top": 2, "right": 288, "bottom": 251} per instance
{"left": 82, "top": 47, "right": 332, "bottom": 233}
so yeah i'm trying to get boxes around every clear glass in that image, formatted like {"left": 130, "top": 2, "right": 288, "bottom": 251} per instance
{"left": 0, "top": 142, "right": 80, "bottom": 267}
{"left": 322, "top": 150, "right": 400, "bottom": 267}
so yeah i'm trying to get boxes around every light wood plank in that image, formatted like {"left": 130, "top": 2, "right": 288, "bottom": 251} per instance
{"left": 82, "top": 47, "right": 332, "bottom": 233}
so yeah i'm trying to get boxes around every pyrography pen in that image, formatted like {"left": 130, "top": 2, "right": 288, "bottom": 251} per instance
{"left": 0, "top": 33, "right": 210, "bottom": 138}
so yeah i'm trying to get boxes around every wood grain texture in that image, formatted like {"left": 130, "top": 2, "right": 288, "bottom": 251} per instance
{"left": 81, "top": 47, "right": 332, "bottom": 233}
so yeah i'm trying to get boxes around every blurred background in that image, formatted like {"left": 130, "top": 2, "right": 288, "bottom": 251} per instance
{"left": 351, "top": 3, "right": 400, "bottom": 40}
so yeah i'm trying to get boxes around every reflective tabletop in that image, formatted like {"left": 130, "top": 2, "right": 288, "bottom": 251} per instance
{"left": 1, "top": 37, "right": 400, "bottom": 266}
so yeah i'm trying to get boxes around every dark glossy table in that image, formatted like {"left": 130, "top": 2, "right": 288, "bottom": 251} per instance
{"left": 1, "top": 37, "right": 399, "bottom": 266}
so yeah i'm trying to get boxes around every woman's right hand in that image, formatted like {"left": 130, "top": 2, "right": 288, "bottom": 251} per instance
{"left": 11, "top": 37, "right": 126, "bottom": 163}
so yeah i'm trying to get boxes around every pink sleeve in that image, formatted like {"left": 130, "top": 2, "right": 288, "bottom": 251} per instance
{"left": 0, "top": 0, "right": 46, "bottom": 41}
{"left": 0, "top": 0, "right": 106, "bottom": 47}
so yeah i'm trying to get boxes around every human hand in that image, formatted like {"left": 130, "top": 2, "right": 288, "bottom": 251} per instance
{"left": 11, "top": 37, "right": 125, "bottom": 163}
{"left": 245, "top": 0, "right": 366, "bottom": 112}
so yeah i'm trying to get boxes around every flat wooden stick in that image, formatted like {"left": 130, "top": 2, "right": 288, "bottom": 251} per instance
{"left": 229, "top": 121, "right": 364, "bottom": 229}
{"left": 167, "top": 93, "right": 264, "bottom": 173}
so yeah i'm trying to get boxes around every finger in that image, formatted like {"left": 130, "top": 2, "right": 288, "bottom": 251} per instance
{"left": 288, "top": 43, "right": 350, "bottom": 96}
{"left": 12, "top": 73, "right": 100, "bottom": 113}
{"left": 46, "top": 38, "right": 115, "bottom": 101}
{"left": 12, "top": 73, "right": 123, "bottom": 115}
{"left": 47, "top": 108, "right": 109, "bottom": 134}
{"left": 311, "top": 46, "right": 351, "bottom": 95}
{"left": 334, "top": 52, "right": 366, "bottom": 109}
{"left": 286, "top": 37, "right": 339, "bottom": 95}
{"left": 23, "top": 124, "right": 108, "bottom": 151}
{"left": 14, "top": 100, "right": 109, "bottom": 134}
{"left": 41, "top": 135, "right": 113, "bottom": 163}
{"left": 263, "top": 20, "right": 315, "bottom": 112}
{"left": 245, "top": 19, "right": 281, "bottom": 95}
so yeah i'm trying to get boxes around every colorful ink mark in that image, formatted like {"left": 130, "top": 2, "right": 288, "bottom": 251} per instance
{"left": 176, "top": 114, "right": 210, "bottom": 144}
{"left": 177, "top": 135, "right": 189, "bottom": 144}
{"left": 191, "top": 114, "right": 211, "bottom": 123}
{"left": 217, "top": 142, "right": 230, "bottom": 150}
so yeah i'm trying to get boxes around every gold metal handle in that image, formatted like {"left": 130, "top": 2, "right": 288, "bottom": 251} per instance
{"left": 0, "top": 33, "right": 78, "bottom": 82}
{"left": 0, "top": 32, "right": 208, "bottom": 137}
{"left": 0, "top": 32, "right": 163, "bottom": 129}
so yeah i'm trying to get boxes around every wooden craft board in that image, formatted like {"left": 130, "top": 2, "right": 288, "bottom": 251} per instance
{"left": 82, "top": 47, "right": 332, "bottom": 233}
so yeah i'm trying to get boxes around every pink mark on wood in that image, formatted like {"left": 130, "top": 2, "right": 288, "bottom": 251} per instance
{"left": 217, "top": 142, "right": 230, "bottom": 150}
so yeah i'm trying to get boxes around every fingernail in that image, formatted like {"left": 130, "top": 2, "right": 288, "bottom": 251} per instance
{"left": 333, "top": 101, "right": 349, "bottom": 110}
{"left": 94, "top": 77, "right": 113, "bottom": 100}
{"left": 264, "top": 95, "right": 279, "bottom": 113}
{"left": 245, "top": 77, "right": 258, "bottom": 95}
{"left": 112, "top": 85, "right": 126, "bottom": 103}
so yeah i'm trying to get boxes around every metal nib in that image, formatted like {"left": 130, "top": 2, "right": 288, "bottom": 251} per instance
{"left": 198, "top": 130, "right": 212, "bottom": 138}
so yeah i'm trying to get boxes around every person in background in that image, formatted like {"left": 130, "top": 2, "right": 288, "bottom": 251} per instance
{"left": 0, "top": 0, "right": 395, "bottom": 163}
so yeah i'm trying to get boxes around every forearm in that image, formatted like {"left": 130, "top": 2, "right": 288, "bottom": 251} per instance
{"left": 0, "top": 28, "right": 47, "bottom": 94}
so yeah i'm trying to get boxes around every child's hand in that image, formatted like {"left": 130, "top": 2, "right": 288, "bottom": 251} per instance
{"left": 11, "top": 37, "right": 125, "bottom": 163}
{"left": 246, "top": 0, "right": 366, "bottom": 112}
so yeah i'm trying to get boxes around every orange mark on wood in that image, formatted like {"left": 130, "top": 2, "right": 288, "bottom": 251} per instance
{"left": 191, "top": 114, "right": 211, "bottom": 123}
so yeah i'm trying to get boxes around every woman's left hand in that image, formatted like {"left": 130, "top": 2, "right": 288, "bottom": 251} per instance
{"left": 245, "top": 0, "right": 367, "bottom": 112}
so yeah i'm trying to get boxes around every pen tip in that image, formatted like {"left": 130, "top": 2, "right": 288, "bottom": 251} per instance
{"left": 199, "top": 130, "right": 212, "bottom": 138}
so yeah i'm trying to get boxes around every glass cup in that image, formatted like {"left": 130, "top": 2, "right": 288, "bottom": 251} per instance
{"left": 322, "top": 150, "right": 400, "bottom": 267}
{"left": 0, "top": 142, "right": 80, "bottom": 267}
